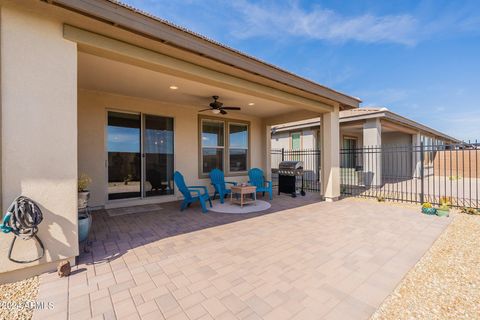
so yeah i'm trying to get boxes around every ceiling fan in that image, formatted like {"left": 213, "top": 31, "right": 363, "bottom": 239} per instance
{"left": 198, "top": 96, "right": 241, "bottom": 115}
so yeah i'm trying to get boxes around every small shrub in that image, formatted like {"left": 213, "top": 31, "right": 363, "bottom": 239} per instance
{"left": 460, "top": 207, "right": 480, "bottom": 215}
{"left": 377, "top": 196, "right": 385, "bottom": 202}
{"left": 448, "top": 175, "right": 462, "bottom": 181}
{"left": 422, "top": 202, "right": 433, "bottom": 209}
{"left": 440, "top": 196, "right": 452, "bottom": 207}
{"left": 78, "top": 173, "right": 92, "bottom": 192}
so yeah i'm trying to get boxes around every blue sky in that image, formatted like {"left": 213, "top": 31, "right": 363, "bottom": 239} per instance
{"left": 123, "top": 0, "right": 480, "bottom": 140}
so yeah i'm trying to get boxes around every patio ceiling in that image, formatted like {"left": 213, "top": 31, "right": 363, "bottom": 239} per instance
{"left": 78, "top": 52, "right": 300, "bottom": 118}
{"left": 341, "top": 122, "right": 402, "bottom": 135}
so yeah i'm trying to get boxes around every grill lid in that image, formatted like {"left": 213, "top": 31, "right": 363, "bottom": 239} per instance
{"left": 278, "top": 161, "right": 304, "bottom": 170}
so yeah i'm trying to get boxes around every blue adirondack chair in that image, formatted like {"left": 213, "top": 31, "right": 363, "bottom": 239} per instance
{"left": 209, "top": 169, "right": 237, "bottom": 204}
{"left": 174, "top": 171, "right": 212, "bottom": 213}
{"left": 248, "top": 168, "right": 273, "bottom": 200}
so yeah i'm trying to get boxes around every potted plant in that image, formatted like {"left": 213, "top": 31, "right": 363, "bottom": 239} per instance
{"left": 78, "top": 173, "right": 92, "bottom": 243}
{"left": 421, "top": 202, "right": 437, "bottom": 215}
{"left": 436, "top": 197, "right": 451, "bottom": 217}
{"left": 78, "top": 173, "right": 92, "bottom": 209}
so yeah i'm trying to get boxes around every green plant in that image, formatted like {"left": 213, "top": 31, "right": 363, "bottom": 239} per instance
{"left": 78, "top": 173, "right": 92, "bottom": 192}
{"left": 448, "top": 175, "right": 463, "bottom": 181}
{"left": 440, "top": 196, "right": 452, "bottom": 207}
{"left": 461, "top": 207, "right": 480, "bottom": 215}
{"left": 377, "top": 196, "right": 385, "bottom": 202}
{"left": 422, "top": 202, "right": 433, "bottom": 209}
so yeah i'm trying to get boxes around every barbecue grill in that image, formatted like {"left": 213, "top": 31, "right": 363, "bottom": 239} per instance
{"left": 278, "top": 161, "right": 305, "bottom": 197}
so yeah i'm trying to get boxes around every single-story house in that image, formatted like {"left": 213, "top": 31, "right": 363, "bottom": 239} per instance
{"left": 0, "top": 0, "right": 360, "bottom": 280}
{"left": 271, "top": 107, "right": 459, "bottom": 186}
{"left": 272, "top": 107, "right": 458, "bottom": 151}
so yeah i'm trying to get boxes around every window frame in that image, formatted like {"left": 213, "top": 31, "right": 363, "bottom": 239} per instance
{"left": 198, "top": 115, "right": 250, "bottom": 178}
{"left": 227, "top": 121, "right": 249, "bottom": 174}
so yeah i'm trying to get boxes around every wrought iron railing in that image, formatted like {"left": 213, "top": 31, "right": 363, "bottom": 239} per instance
{"left": 340, "top": 142, "right": 480, "bottom": 209}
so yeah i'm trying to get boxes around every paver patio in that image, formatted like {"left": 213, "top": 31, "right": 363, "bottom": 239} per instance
{"left": 33, "top": 195, "right": 450, "bottom": 320}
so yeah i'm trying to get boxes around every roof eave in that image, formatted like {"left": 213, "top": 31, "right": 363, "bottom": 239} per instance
{"left": 340, "top": 111, "right": 459, "bottom": 142}
{"left": 47, "top": 0, "right": 361, "bottom": 108}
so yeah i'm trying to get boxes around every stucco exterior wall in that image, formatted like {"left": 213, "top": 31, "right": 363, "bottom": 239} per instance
{"left": 271, "top": 129, "right": 319, "bottom": 151}
{"left": 302, "top": 130, "right": 318, "bottom": 149}
{"left": 381, "top": 132, "right": 413, "bottom": 179}
{"left": 271, "top": 132, "right": 290, "bottom": 150}
{"left": 0, "top": 6, "right": 78, "bottom": 280}
{"left": 78, "top": 90, "right": 264, "bottom": 208}
{"left": 382, "top": 132, "right": 412, "bottom": 147}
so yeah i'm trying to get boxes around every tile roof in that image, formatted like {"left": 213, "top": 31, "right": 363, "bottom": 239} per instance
{"left": 105, "top": 0, "right": 360, "bottom": 103}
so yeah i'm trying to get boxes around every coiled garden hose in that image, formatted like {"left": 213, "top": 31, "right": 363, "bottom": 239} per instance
{"left": 0, "top": 196, "right": 44, "bottom": 263}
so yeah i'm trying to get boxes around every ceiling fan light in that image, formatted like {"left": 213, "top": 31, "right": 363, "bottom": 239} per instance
{"left": 212, "top": 109, "right": 221, "bottom": 114}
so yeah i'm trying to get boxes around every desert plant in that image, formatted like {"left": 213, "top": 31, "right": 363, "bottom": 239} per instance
{"left": 448, "top": 175, "right": 463, "bottom": 181}
{"left": 460, "top": 207, "right": 480, "bottom": 215}
{"left": 422, "top": 202, "right": 433, "bottom": 209}
{"left": 78, "top": 173, "right": 92, "bottom": 192}
{"left": 440, "top": 196, "right": 452, "bottom": 207}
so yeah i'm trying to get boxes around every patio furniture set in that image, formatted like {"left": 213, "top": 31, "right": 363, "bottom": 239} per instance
{"left": 174, "top": 168, "right": 273, "bottom": 213}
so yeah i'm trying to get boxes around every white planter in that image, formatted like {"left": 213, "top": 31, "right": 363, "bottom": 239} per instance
{"left": 78, "top": 191, "right": 90, "bottom": 209}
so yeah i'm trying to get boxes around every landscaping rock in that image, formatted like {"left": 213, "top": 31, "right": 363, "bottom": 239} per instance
{"left": 0, "top": 276, "right": 38, "bottom": 320}
{"left": 371, "top": 212, "right": 480, "bottom": 320}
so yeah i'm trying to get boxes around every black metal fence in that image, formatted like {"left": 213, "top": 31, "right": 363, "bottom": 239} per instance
{"left": 340, "top": 142, "right": 480, "bottom": 209}
{"left": 271, "top": 148, "right": 321, "bottom": 192}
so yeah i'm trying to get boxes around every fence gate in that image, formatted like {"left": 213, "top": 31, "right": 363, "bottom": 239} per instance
{"left": 340, "top": 142, "right": 480, "bottom": 209}
{"left": 271, "top": 148, "right": 321, "bottom": 192}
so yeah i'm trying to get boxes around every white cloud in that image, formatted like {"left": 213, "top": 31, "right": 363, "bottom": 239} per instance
{"left": 228, "top": 1, "right": 418, "bottom": 45}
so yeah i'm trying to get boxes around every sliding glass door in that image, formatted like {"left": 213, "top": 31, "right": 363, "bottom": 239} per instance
{"left": 107, "top": 112, "right": 141, "bottom": 200}
{"left": 144, "top": 115, "right": 174, "bottom": 197}
{"left": 107, "top": 111, "right": 174, "bottom": 201}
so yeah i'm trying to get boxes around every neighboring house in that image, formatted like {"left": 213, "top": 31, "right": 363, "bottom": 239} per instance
{"left": 272, "top": 107, "right": 459, "bottom": 186}
{"left": 0, "top": 0, "right": 360, "bottom": 280}
{"left": 272, "top": 107, "right": 458, "bottom": 151}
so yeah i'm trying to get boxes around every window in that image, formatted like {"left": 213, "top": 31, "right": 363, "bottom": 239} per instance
{"left": 200, "top": 117, "right": 249, "bottom": 176}
{"left": 201, "top": 120, "right": 224, "bottom": 173}
{"left": 229, "top": 123, "right": 248, "bottom": 172}
{"left": 342, "top": 137, "right": 357, "bottom": 168}
{"left": 291, "top": 132, "right": 301, "bottom": 149}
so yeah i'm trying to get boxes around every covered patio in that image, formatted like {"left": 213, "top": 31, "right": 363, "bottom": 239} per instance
{"left": 33, "top": 197, "right": 450, "bottom": 320}
{"left": 0, "top": 0, "right": 361, "bottom": 281}
{"left": 74, "top": 25, "right": 347, "bottom": 210}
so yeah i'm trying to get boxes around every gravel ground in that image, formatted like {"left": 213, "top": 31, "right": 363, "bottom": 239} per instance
{"left": 0, "top": 276, "right": 39, "bottom": 320}
{"left": 371, "top": 211, "right": 480, "bottom": 320}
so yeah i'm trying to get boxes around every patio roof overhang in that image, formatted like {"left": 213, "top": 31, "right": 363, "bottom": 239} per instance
{"left": 41, "top": 0, "right": 360, "bottom": 111}
{"left": 69, "top": 25, "right": 334, "bottom": 122}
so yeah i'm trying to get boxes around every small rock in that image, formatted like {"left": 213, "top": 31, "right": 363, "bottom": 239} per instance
{"left": 57, "top": 261, "right": 71, "bottom": 277}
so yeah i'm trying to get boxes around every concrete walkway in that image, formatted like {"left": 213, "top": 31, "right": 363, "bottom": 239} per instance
{"left": 34, "top": 197, "right": 450, "bottom": 320}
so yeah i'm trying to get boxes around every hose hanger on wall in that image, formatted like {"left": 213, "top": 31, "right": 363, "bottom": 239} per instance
{"left": 0, "top": 196, "right": 45, "bottom": 263}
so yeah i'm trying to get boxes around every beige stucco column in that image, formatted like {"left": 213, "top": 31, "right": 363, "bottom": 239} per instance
{"left": 263, "top": 124, "right": 272, "bottom": 180}
{"left": 321, "top": 106, "right": 340, "bottom": 201}
{"left": 363, "top": 118, "right": 382, "bottom": 186}
{"left": 0, "top": 7, "right": 78, "bottom": 280}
